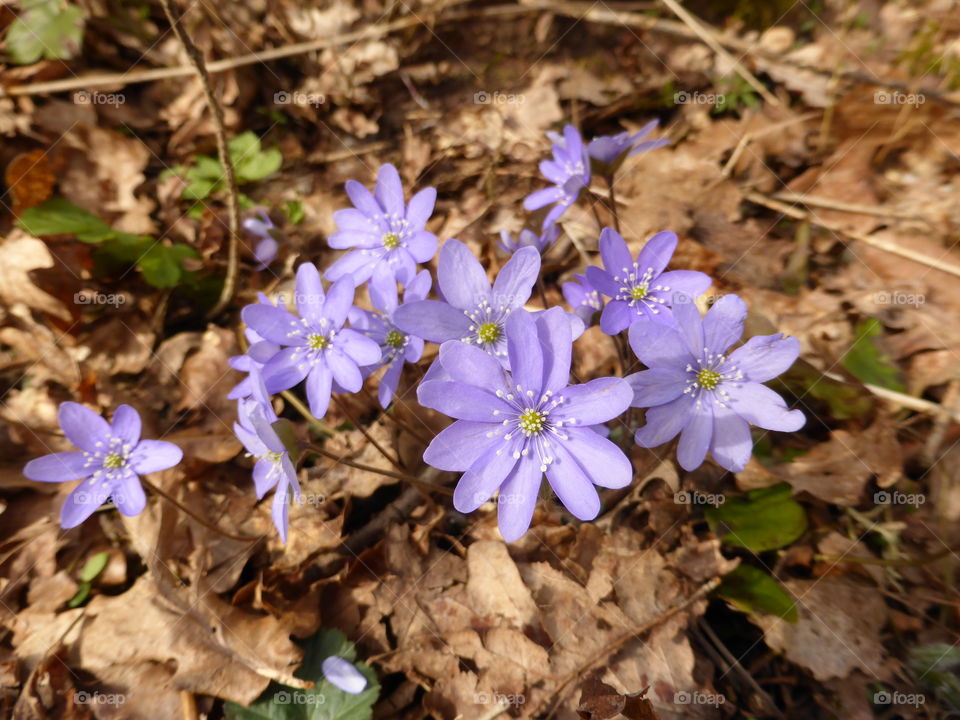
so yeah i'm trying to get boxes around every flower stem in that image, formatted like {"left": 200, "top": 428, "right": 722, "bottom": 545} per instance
{"left": 141, "top": 477, "right": 263, "bottom": 542}
{"left": 606, "top": 175, "right": 621, "bottom": 233}
{"left": 332, "top": 396, "right": 403, "bottom": 470}
{"left": 304, "top": 445, "right": 452, "bottom": 496}
{"left": 281, "top": 390, "right": 333, "bottom": 437}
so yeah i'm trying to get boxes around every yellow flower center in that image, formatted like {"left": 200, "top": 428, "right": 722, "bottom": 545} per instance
{"left": 386, "top": 329, "right": 406, "bottom": 348}
{"left": 103, "top": 452, "right": 124, "bottom": 469}
{"left": 477, "top": 322, "right": 501, "bottom": 344}
{"left": 630, "top": 284, "right": 649, "bottom": 301}
{"left": 697, "top": 369, "right": 721, "bottom": 390}
{"left": 382, "top": 232, "right": 401, "bottom": 250}
{"left": 307, "top": 333, "right": 330, "bottom": 350}
{"left": 518, "top": 409, "right": 545, "bottom": 436}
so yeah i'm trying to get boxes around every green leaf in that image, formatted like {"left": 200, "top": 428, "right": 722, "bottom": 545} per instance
{"left": 705, "top": 484, "right": 807, "bottom": 552}
{"left": 7, "top": 0, "right": 84, "bottom": 65}
{"left": 284, "top": 200, "right": 305, "bottom": 225}
{"left": 842, "top": 318, "right": 905, "bottom": 392}
{"left": 67, "top": 582, "right": 91, "bottom": 608}
{"left": 17, "top": 198, "right": 113, "bottom": 243}
{"left": 716, "top": 565, "right": 798, "bottom": 622}
{"left": 224, "top": 629, "right": 379, "bottom": 720}
{"left": 179, "top": 132, "right": 281, "bottom": 201}
{"left": 138, "top": 243, "right": 198, "bottom": 288}
{"left": 79, "top": 551, "right": 110, "bottom": 582}
{"left": 908, "top": 643, "right": 960, "bottom": 710}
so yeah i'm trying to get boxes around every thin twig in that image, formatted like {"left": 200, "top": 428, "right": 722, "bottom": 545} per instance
{"left": 770, "top": 191, "right": 927, "bottom": 222}
{"left": 281, "top": 389, "right": 334, "bottom": 436}
{"left": 333, "top": 396, "right": 403, "bottom": 470}
{"left": 142, "top": 477, "right": 263, "bottom": 543}
{"left": 156, "top": 0, "right": 240, "bottom": 318}
{"left": 922, "top": 378, "right": 960, "bottom": 465}
{"left": 305, "top": 445, "right": 452, "bottom": 495}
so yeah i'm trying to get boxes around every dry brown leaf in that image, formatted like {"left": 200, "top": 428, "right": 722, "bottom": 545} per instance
{"left": 0, "top": 230, "right": 71, "bottom": 320}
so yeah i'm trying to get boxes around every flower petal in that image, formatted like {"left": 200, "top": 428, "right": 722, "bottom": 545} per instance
{"left": 634, "top": 394, "right": 694, "bottom": 447}
{"left": 60, "top": 478, "right": 111, "bottom": 528}
{"left": 496, "top": 454, "right": 542, "bottom": 542}
{"left": 599, "top": 227, "right": 632, "bottom": 276}
{"left": 272, "top": 482, "right": 291, "bottom": 543}
{"left": 560, "top": 427, "right": 633, "bottom": 489}
{"left": 453, "top": 438, "right": 520, "bottom": 513}
{"left": 327, "top": 350, "right": 362, "bottom": 392}
{"left": 262, "top": 347, "right": 311, "bottom": 393}
{"left": 438, "top": 340, "right": 507, "bottom": 390}
{"left": 406, "top": 187, "right": 437, "bottom": 228}
{"left": 23, "top": 452, "right": 89, "bottom": 483}
{"left": 323, "top": 275, "right": 356, "bottom": 329}
{"left": 377, "top": 358, "right": 404, "bottom": 408}
{"left": 703, "top": 294, "right": 746, "bottom": 355}
{"left": 58, "top": 402, "right": 111, "bottom": 452}
{"left": 727, "top": 382, "right": 805, "bottom": 432}
{"left": 418, "top": 381, "right": 510, "bottom": 421}
{"left": 338, "top": 328, "right": 382, "bottom": 366}
{"left": 438, "top": 239, "right": 491, "bottom": 310}
{"left": 671, "top": 296, "right": 705, "bottom": 358}
{"left": 344, "top": 178, "right": 380, "bottom": 216}
{"left": 322, "top": 657, "right": 367, "bottom": 695}
{"left": 636, "top": 231, "right": 677, "bottom": 278}
{"left": 406, "top": 230, "right": 438, "bottom": 263}
{"left": 327, "top": 229, "right": 380, "bottom": 250}
{"left": 535, "top": 307, "right": 573, "bottom": 394}
{"left": 253, "top": 458, "right": 278, "bottom": 498}
{"left": 294, "top": 263, "right": 326, "bottom": 323}
{"left": 625, "top": 367, "right": 689, "bottom": 407}
{"left": 657, "top": 270, "right": 712, "bottom": 304}
{"left": 393, "top": 300, "right": 472, "bottom": 343}
{"left": 113, "top": 470, "right": 146, "bottom": 517}
{"left": 324, "top": 249, "right": 377, "bottom": 284}
{"left": 599, "top": 300, "right": 632, "bottom": 335}
{"left": 425, "top": 420, "right": 498, "bottom": 472}
{"left": 546, "top": 441, "right": 601, "bottom": 519}
{"left": 242, "top": 304, "right": 302, "bottom": 346}
{"left": 306, "top": 364, "right": 333, "bottom": 418}
{"left": 553, "top": 377, "right": 632, "bottom": 425}
{"left": 710, "top": 405, "right": 753, "bottom": 472}
{"left": 129, "top": 440, "right": 183, "bottom": 474}
{"left": 333, "top": 207, "right": 374, "bottom": 232}
{"left": 111, "top": 405, "right": 141, "bottom": 445}
{"left": 492, "top": 246, "right": 539, "bottom": 310}
{"left": 728, "top": 334, "right": 801, "bottom": 383}
{"left": 506, "top": 309, "right": 543, "bottom": 396}
{"left": 584, "top": 265, "right": 620, "bottom": 298}
{"left": 628, "top": 318, "right": 695, "bottom": 369}
{"left": 374, "top": 163, "right": 405, "bottom": 216}
{"left": 677, "top": 406, "right": 713, "bottom": 471}
{"left": 523, "top": 186, "right": 564, "bottom": 211}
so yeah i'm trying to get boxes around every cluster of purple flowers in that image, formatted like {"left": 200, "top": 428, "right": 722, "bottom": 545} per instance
{"left": 23, "top": 120, "right": 804, "bottom": 546}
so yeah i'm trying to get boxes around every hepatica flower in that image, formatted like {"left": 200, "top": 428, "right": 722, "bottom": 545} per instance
{"left": 243, "top": 209, "right": 280, "bottom": 269}
{"left": 524, "top": 125, "right": 591, "bottom": 229}
{"left": 418, "top": 308, "right": 633, "bottom": 541}
{"left": 562, "top": 273, "right": 603, "bottom": 325}
{"left": 587, "top": 119, "right": 669, "bottom": 167}
{"left": 498, "top": 223, "right": 560, "bottom": 255}
{"left": 628, "top": 295, "right": 804, "bottom": 472}
{"left": 234, "top": 380, "right": 300, "bottom": 543}
{"left": 350, "top": 269, "right": 431, "bottom": 408}
{"left": 242, "top": 264, "right": 381, "bottom": 418}
{"left": 229, "top": 293, "right": 281, "bottom": 400}
{"left": 322, "top": 656, "right": 367, "bottom": 694}
{"left": 23, "top": 403, "right": 182, "bottom": 528}
{"left": 325, "top": 163, "right": 438, "bottom": 299}
{"left": 586, "top": 227, "right": 711, "bottom": 335}
{"left": 393, "top": 239, "right": 540, "bottom": 363}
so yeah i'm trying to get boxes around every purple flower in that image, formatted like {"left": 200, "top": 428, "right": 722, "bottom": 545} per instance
{"left": 628, "top": 295, "right": 804, "bottom": 472}
{"left": 587, "top": 119, "right": 669, "bottom": 166}
{"left": 23, "top": 403, "right": 182, "bottom": 528}
{"left": 243, "top": 210, "right": 280, "bottom": 269}
{"left": 229, "top": 293, "right": 282, "bottom": 400}
{"left": 241, "top": 264, "right": 381, "bottom": 418}
{"left": 585, "top": 228, "right": 711, "bottom": 335}
{"left": 350, "top": 269, "right": 431, "bottom": 408}
{"left": 498, "top": 224, "right": 560, "bottom": 255}
{"left": 524, "top": 125, "right": 591, "bottom": 229}
{"left": 325, "top": 164, "right": 438, "bottom": 300}
{"left": 393, "top": 239, "right": 540, "bottom": 364}
{"left": 322, "top": 656, "right": 367, "bottom": 694}
{"left": 233, "top": 373, "right": 300, "bottom": 543}
{"left": 561, "top": 273, "right": 603, "bottom": 325}
{"left": 418, "top": 307, "right": 633, "bottom": 541}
